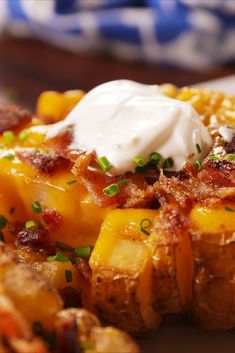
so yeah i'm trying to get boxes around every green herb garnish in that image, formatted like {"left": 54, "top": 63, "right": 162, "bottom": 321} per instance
{"left": 97, "top": 156, "right": 112, "bottom": 173}
{"left": 225, "top": 206, "right": 234, "bottom": 212}
{"left": 208, "top": 155, "right": 220, "bottom": 161}
{"left": 0, "top": 215, "right": 7, "bottom": 229}
{"left": 117, "top": 179, "right": 128, "bottom": 187}
{"left": 4, "top": 153, "right": 15, "bottom": 161}
{"left": 163, "top": 157, "right": 174, "bottom": 169}
{"left": 3, "top": 131, "right": 15, "bottom": 145}
{"left": 74, "top": 246, "right": 92, "bottom": 259}
{"left": 32, "top": 201, "right": 42, "bottom": 214}
{"left": 19, "top": 129, "right": 30, "bottom": 141}
{"left": 133, "top": 155, "right": 146, "bottom": 167}
{"left": 103, "top": 183, "right": 120, "bottom": 197}
{"left": 140, "top": 218, "right": 152, "bottom": 236}
{"left": 194, "top": 160, "right": 202, "bottom": 170}
{"left": 225, "top": 154, "right": 235, "bottom": 161}
{"left": 149, "top": 152, "right": 162, "bottom": 166}
{"left": 33, "top": 321, "right": 43, "bottom": 336}
{"left": 196, "top": 143, "right": 202, "bottom": 154}
{"left": 25, "top": 220, "right": 38, "bottom": 229}
{"left": 9, "top": 207, "right": 15, "bottom": 215}
{"left": 47, "top": 252, "right": 70, "bottom": 262}
{"left": 65, "top": 269, "right": 73, "bottom": 283}
{"left": 67, "top": 180, "right": 77, "bottom": 185}
{"left": 57, "top": 242, "right": 74, "bottom": 251}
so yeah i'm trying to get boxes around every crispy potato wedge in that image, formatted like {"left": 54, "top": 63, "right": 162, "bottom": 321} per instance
{"left": 190, "top": 203, "right": 235, "bottom": 329}
{"left": 89, "top": 209, "right": 160, "bottom": 335}
{"left": 149, "top": 207, "right": 193, "bottom": 316}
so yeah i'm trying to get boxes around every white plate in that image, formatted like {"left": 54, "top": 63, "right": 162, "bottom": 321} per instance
{"left": 195, "top": 75, "right": 235, "bottom": 95}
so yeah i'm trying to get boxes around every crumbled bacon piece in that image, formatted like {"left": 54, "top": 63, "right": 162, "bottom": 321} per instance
{"left": 15, "top": 227, "right": 51, "bottom": 252}
{"left": 199, "top": 160, "right": 235, "bottom": 187}
{"left": 41, "top": 208, "right": 63, "bottom": 231}
{"left": 0, "top": 104, "right": 31, "bottom": 133}
{"left": 16, "top": 149, "right": 70, "bottom": 175}
{"left": 76, "top": 258, "right": 92, "bottom": 282}
{"left": 81, "top": 170, "right": 128, "bottom": 207}
{"left": 225, "top": 135, "right": 235, "bottom": 154}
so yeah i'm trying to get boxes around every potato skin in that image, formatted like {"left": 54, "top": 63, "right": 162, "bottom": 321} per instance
{"left": 191, "top": 231, "right": 235, "bottom": 330}
{"left": 2, "top": 263, "right": 63, "bottom": 331}
{"left": 149, "top": 208, "right": 193, "bottom": 316}
{"left": 91, "top": 266, "right": 161, "bottom": 335}
{"left": 150, "top": 234, "right": 183, "bottom": 315}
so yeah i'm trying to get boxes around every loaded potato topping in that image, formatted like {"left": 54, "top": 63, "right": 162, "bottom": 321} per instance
{"left": 0, "top": 80, "right": 235, "bottom": 351}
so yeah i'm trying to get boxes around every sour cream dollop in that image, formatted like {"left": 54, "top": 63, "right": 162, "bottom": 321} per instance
{"left": 47, "top": 80, "right": 212, "bottom": 174}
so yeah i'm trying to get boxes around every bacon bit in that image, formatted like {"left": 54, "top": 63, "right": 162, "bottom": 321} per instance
{"left": 41, "top": 208, "right": 63, "bottom": 231}
{"left": 71, "top": 152, "right": 94, "bottom": 175}
{"left": 15, "top": 227, "right": 50, "bottom": 250}
{"left": 225, "top": 135, "right": 235, "bottom": 154}
{"left": 199, "top": 160, "right": 235, "bottom": 187}
{"left": 76, "top": 258, "right": 92, "bottom": 283}
{"left": 16, "top": 149, "right": 70, "bottom": 176}
{"left": 7, "top": 222, "right": 25, "bottom": 236}
{"left": 81, "top": 170, "right": 128, "bottom": 207}
{"left": 0, "top": 104, "right": 31, "bottom": 133}
{"left": 45, "top": 127, "right": 73, "bottom": 156}
{"left": 155, "top": 173, "right": 218, "bottom": 209}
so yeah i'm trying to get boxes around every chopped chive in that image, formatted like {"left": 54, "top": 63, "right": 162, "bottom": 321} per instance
{"left": 74, "top": 246, "right": 92, "bottom": 259}
{"left": 3, "top": 131, "right": 15, "bottom": 144}
{"left": 65, "top": 269, "right": 73, "bottom": 283}
{"left": 117, "top": 179, "right": 128, "bottom": 187}
{"left": 25, "top": 220, "right": 38, "bottom": 229}
{"left": 140, "top": 218, "right": 152, "bottom": 236}
{"left": 32, "top": 201, "right": 42, "bottom": 214}
{"left": 0, "top": 215, "right": 7, "bottom": 229}
{"left": 81, "top": 341, "right": 94, "bottom": 351}
{"left": 97, "top": 156, "right": 112, "bottom": 173}
{"left": 194, "top": 160, "right": 202, "bottom": 170}
{"left": 57, "top": 242, "right": 74, "bottom": 251}
{"left": 4, "top": 153, "right": 15, "bottom": 161}
{"left": 149, "top": 152, "right": 162, "bottom": 166}
{"left": 47, "top": 252, "right": 70, "bottom": 262}
{"left": 0, "top": 231, "right": 5, "bottom": 242}
{"left": 225, "top": 154, "right": 235, "bottom": 161}
{"left": 133, "top": 155, "right": 146, "bottom": 167}
{"left": 33, "top": 321, "right": 43, "bottom": 336}
{"left": 196, "top": 143, "right": 202, "bottom": 154}
{"left": 19, "top": 129, "right": 29, "bottom": 141}
{"left": 225, "top": 206, "right": 234, "bottom": 212}
{"left": 163, "top": 157, "right": 174, "bottom": 169}
{"left": 135, "top": 165, "right": 148, "bottom": 173}
{"left": 103, "top": 183, "right": 120, "bottom": 197}
{"left": 9, "top": 207, "right": 15, "bottom": 215}
{"left": 208, "top": 155, "right": 220, "bottom": 161}
{"left": 67, "top": 180, "right": 77, "bottom": 185}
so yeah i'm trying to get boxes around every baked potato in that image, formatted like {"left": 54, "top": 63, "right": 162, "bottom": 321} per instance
{"left": 1, "top": 83, "right": 235, "bottom": 351}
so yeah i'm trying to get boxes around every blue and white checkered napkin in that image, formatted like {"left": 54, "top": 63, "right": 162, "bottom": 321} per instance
{"left": 1, "top": 0, "right": 235, "bottom": 69}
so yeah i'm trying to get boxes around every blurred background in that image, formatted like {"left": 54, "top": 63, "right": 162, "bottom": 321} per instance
{"left": 0, "top": 0, "right": 235, "bottom": 109}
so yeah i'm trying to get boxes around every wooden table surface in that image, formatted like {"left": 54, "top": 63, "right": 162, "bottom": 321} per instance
{"left": 0, "top": 37, "right": 235, "bottom": 110}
